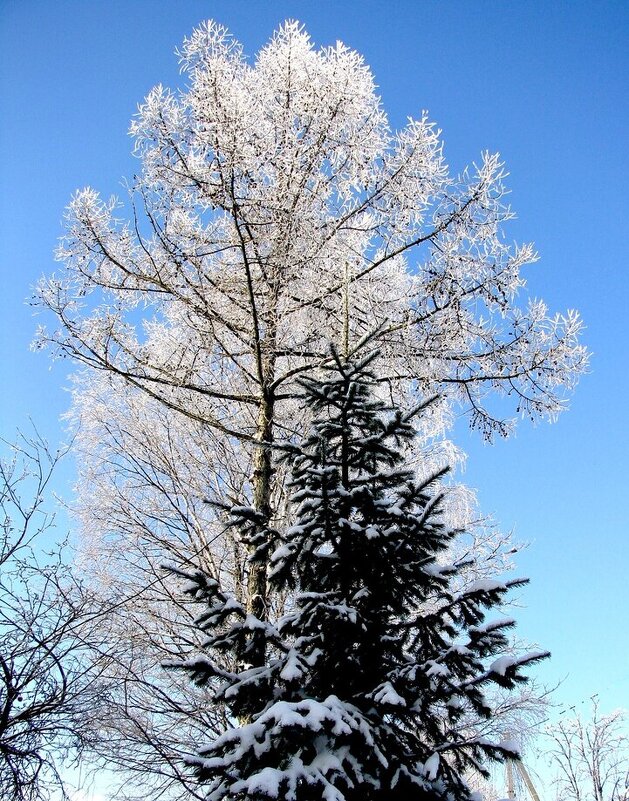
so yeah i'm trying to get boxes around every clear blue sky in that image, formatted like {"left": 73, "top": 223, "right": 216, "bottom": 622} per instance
{"left": 1, "top": 0, "right": 627, "bottom": 741}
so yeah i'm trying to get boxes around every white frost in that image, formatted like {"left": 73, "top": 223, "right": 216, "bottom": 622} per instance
{"left": 423, "top": 752, "right": 440, "bottom": 780}
{"left": 373, "top": 681, "right": 406, "bottom": 707}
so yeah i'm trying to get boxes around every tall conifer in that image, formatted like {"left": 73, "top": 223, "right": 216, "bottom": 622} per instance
{"left": 169, "top": 349, "right": 548, "bottom": 800}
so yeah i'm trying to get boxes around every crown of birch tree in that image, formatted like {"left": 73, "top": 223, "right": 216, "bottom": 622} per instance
{"left": 38, "top": 19, "right": 586, "bottom": 444}
{"left": 36, "top": 16, "right": 587, "bottom": 642}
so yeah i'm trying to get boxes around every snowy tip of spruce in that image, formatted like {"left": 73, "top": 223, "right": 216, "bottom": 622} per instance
{"left": 489, "top": 655, "right": 518, "bottom": 677}
{"left": 498, "top": 738, "right": 521, "bottom": 756}
{"left": 423, "top": 752, "right": 440, "bottom": 780}
{"left": 372, "top": 681, "right": 406, "bottom": 707}
{"left": 279, "top": 651, "right": 305, "bottom": 682}
{"left": 469, "top": 617, "right": 517, "bottom": 634}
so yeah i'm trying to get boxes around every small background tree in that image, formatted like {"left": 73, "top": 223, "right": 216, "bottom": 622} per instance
{"left": 0, "top": 432, "right": 109, "bottom": 801}
{"left": 545, "top": 699, "right": 629, "bottom": 801}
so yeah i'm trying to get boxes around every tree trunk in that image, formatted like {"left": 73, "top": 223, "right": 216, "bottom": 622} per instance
{"left": 246, "top": 325, "right": 276, "bottom": 666}
{"left": 247, "top": 392, "right": 274, "bottom": 663}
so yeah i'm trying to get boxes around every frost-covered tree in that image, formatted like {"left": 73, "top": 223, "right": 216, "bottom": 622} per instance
{"left": 169, "top": 349, "right": 548, "bottom": 800}
{"left": 36, "top": 20, "right": 583, "bottom": 795}
{"left": 0, "top": 432, "right": 110, "bottom": 801}
{"left": 37, "top": 17, "right": 587, "bottom": 617}
{"left": 546, "top": 700, "right": 629, "bottom": 801}
{"left": 66, "top": 368, "right": 538, "bottom": 801}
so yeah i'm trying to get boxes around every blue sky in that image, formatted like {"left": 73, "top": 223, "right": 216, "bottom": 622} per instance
{"left": 1, "top": 0, "right": 627, "bottom": 759}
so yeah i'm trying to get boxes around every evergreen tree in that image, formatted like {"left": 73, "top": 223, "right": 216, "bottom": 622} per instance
{"left": 168, "top": 349, "right": 548, "bottom": 800}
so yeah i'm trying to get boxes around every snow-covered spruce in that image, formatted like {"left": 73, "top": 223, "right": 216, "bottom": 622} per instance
{"left": 167, "top": 349, "right": 548, "bottom": 800}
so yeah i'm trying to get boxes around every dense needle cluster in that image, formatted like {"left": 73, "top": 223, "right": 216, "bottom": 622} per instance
{"left": 170, "top": 349, "right": 548, "bottom": 800}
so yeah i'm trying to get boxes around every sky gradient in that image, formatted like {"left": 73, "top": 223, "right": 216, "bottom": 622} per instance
{"left": 1, "top": 0, "right": 627, "bottom": 787}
